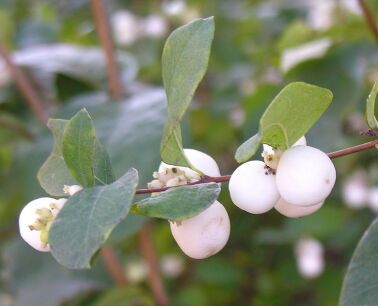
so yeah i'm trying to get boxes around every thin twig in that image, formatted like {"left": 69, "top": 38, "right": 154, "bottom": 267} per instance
{"left": 327, "top": 138, "right": 378, "bottom": 158}
{"left": 101, "top": 246, "right": 128, "bottom": 286}
{"left": 135, "top": 139, "right": 378, "bottom": 195}
{"left": 0, "top": 115, "right": 35, "bottom": 139}
{"left": 0, "top": 43, "right": 48, "bottom": 124}
{"left": 358, "top": 0, "right": 378, "bottom": 43}
{"left": 138, "top": 224, "right": 170, "bottom": 306}
{"left": 90, "top": 0, "right": 123, "bottom": 98}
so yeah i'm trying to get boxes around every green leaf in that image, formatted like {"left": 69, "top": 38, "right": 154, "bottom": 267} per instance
{"left": 340, "top": 217, "right": 378, "bottom": 306}
{"left": 260, "top": 82, "right": 333, "bottom": 149}
{"left": 235, "top": 133, "right": 262, "bottom": 163}
{"left": 94, "top": 139, "right": 115, "bottom": 185}
{"left": 61, "top": 108, "right": 114, "bottom": 187}
{"left": 133, "top": 183, "right": 220, "bottom": 221}
{"left": 366, "top": 80, "right": 378, "bottom": 130}
{"left": 37, "top": 119, "right": 77, "bottom": 196}
{"left": 162, "top": 16, "right": 214, "bottom": 120}
{"left": 62, "top": 108, "right": 96, "bottom": 187}
{"left": 49, "top": 168, "right": 138, "bottom": 269}
{"left": 235, "top": 82, "right": 333, "bottom": 161}
{"left": 3, "top": 239, "right": 110, "bottom": 306}
{"left": 160, "top": 123, "right": 192, "bottom": 168}
{"left": 160, "top": 17, "right": 214, "bottom": 168}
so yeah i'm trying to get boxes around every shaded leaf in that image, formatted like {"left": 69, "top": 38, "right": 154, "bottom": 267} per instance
{"left": 37, "top": 119, "right": 76, "bottom": 196}
{"left": 366, "top": 80, "right": 378, "bottom": 130}
{"left": 133, "top": 183, "right": 220, "bottom": 221}
{"left": 94, "top": 139, "right": 115, "bottom": 185}
{"left": 49, "top": 168, "right": 138, "bottom": 269}
{"left": 235, "top": 133, "right": 262, "bottom": 163}
{"left": 62, "top": 108, "right": 96, "bottom": 187}
{"left": 160, "top": 123, "right": 192, "bottom": 168}
{"left": 162, "top": 17, "right": 214, "bottom": 120}
{"left": 340, "top": 217, "right": 378, "bottom": 306}
{"left": 160, "top": 17, "right": 214, "bottom": 168}
{"left": 2, "top": 239, "right": 110, "bottom": 306}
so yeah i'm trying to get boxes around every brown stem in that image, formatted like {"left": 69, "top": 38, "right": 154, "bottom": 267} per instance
{"left": 101, "top": 246, "right": 128, "bottom": 286}
{"left": 0, "top": 43, "right": 48, "bottom": 124}
{"left": 90, "top": 0, "right": 123, "bottom": 98}
{"left": 357, "top": 0, "right": 378, "bottom": 43}
{"left": 135, "top": 139, "right": 378, "bottom": 195}
{"left": 327, "top": 139, "right": 378, "bottom": 158}
{"left": 0, "top": 115, "right": 35, "bottom": 139}
{"left": 138, "top": 224, "right": 170, "bottom": 306}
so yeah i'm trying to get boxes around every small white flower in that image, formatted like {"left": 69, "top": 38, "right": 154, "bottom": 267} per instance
{"left": 63, "top": 185, "right": 83, "bottom": 196}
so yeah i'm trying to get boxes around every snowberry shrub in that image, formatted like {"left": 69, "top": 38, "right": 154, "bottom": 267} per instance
{"left": 169, "top": 200, "right": 230, "bottom": 259}
{"left": 276, "top": 146, "right": 336, "bottom": 206}
{"left": 229, "top": 160, "right": 280, "bottom": 214}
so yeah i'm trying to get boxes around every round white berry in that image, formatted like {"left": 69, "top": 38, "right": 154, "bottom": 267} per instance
{"left": 229, "top": 160, "right": 280, "bottom": 214}
{"left": 293, "top": 136, "right": 307, "bottom": 146}
{"left": 274, "top": 197, "right": 323, "bottom": 218}
{"left": 295, "top": 238, "right": 324, "bottom": 279}
{"left": 368, "top": 187, "right": 378, "bottom": 213}
{"left": 276, "top": 146, "right": 336, "bottom": 206}
{"left": 159, "top": 148, "right": 221, "bottom": 178}
{"left": 261, "top": 136, "right": 307, "bottom": 169}
{"left": 170, "top": 201, "right": 230, "bottom": 259}
{"left": 341, "top": 170, "right": 368, "bottom": 209}
{"left": 19, "top": 197, "right": 57, "bottom": 252}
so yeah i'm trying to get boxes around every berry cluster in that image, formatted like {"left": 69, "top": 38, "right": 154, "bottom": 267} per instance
{"left": 230, "top": 136, "right": 336, "bottom": 217}
{"left": 151, "top": 136, "right": 336, "bottom": 259}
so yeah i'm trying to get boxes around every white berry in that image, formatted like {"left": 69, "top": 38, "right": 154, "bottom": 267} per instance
{"left": 275, "top": 197, "right": 323, "bottom": 218}
{"left": 19, "top": 197, "right": 60, "bottom": 252}
{"left": 170, "top": 201, "right": 230, "bottom": 259}
{"left": 229, "top": 160, "right": 280, "bottom": 214}
{"left": 276, "top": 146, "right": 336, "bottom": 206}
{"left": 159, "top": 148, "right": 220, "bottom": 179}
{"left": 295, "top": 238, "right": 324, "bottom": 279}
{"left": 262, "top": 136, "right": 307, "bottom": 169}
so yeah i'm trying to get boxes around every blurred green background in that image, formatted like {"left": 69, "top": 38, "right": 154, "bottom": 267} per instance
{"left": 0, "top": 0, "right": 378, "bottom": 305}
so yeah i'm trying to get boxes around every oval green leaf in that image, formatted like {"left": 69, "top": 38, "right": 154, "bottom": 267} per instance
{"left": 260, "top": 82, "right": 333, "bottom": 149}
{"left": 49, "top": 168, "right": 138, "bottom": 269}
{"left": 162, "top": 17, "right": 214, "bottom": 120}
{"left": 37, "top": 119, "right": 77, "bottom": 196}
{"left": 340, "top": 217, "right": 378, "bottom": 306}
{"left": 62, "top": 108, "right": 96, "bottom": 187}
{"left": 133, "top": 183, "right": 220, "bottom": 221}
{"left": 366, "top": 80, "right": 378, "bottom": 130}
